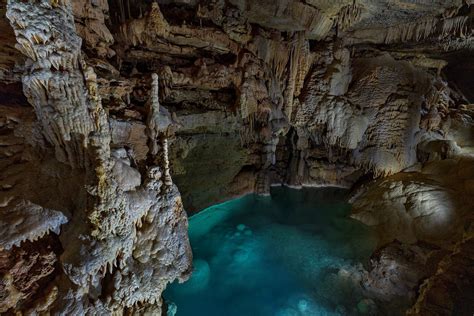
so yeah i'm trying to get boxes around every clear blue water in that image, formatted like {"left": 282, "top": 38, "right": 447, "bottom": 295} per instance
{"left": 165, "top": 187, "right": 380, "bottom": 316}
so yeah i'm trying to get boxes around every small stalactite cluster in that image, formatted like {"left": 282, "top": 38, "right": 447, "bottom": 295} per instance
{"left": 337, "top": 3, "right": 363, "bottom": 32}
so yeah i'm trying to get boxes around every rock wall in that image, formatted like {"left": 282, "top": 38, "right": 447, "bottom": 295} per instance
{"left": 99, "top": 0, "right": 473, "bottom": 200}
{"left": 351, "top": 105, "right": 474, "bottom": 314}
{"left": 0, "top": 0, "right": 473, "bottom": 314}
{"left": 1, "top": 1, "right": 191, "bottom": 314}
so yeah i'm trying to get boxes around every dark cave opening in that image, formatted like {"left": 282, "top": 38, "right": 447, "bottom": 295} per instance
{"left": 444, "top": 55, "right": 474, "bottom": 103}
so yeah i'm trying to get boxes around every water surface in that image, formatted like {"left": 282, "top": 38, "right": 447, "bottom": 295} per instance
{"left": 165, "top": 187, "right": 380, "bottom": 316}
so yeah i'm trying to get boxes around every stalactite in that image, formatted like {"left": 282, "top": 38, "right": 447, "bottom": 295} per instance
{"left": 284, "top": 32, "right": 306, "bottom": 123}
{"left": 146, "top": 73, "right": 161, "bottom": 157}
{"left": 382, "top": 15, "right": 471, "bottom": 45}
{"left": 441, "top": 16, "right": 468, "bottom": 38}
{"left": 337, "top": 4, "right": 363, "bottom": 31}
{"left": 6, "top": 0, "right": 95, "bottom": 168}
{"left": 384, "top": 17, "right": 438, "bottom": 44}
{"left": 252, "top": 35, "right": 291, "bottom": 81}
{"left": 5, "top": 1, "right": 192, "bottom": 313}
{"left": 119, "top": 2, "right": 170, "bottom": 47}
{"left": 2, "top": 0, "right": 474, "bottom": 314}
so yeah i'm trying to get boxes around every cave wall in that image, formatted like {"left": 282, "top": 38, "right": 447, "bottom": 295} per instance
{"left": 0, "top": 0, "right": 473, "bottom": 314}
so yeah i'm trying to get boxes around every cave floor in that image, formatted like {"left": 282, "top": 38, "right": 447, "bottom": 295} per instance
{"left": 165, "top": 187, "right": 406, "bottom": 316}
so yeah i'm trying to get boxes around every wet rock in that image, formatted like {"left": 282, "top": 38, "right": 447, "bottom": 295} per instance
{"left": 362, "top": 241, "right": 447, "bottom": 303}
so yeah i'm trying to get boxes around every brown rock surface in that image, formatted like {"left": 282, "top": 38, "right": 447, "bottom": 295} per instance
{"left": 0, "top": 237, "right": 58, "bottom": 313}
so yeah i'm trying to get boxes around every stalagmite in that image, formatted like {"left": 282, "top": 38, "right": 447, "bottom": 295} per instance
{"left": 162, "top": 137, "right": 173, "bottom": 186}
{"left": 3, "top": 0, "right": 192, "bottom": 313}
{"left": 146, "top": 73, "right": 161, "bottom": 156}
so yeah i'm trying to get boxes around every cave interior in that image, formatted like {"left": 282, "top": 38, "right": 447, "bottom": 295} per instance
{"left": 0, "top": 0, "right": 473, "bottom": 315}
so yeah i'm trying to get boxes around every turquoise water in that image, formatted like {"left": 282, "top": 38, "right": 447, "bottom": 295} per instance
{"left": 165, "top": 187, "right": 380, "bottom": 316}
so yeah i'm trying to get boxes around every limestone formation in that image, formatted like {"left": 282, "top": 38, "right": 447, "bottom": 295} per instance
{"left": 361, "top": 241, "right": 447, "bottom": 302}
{"left": 2, "top": 0, "right": 191, "bottom": 314}
{"left": 0, "top": 0, "right": 473, "bottom": 314}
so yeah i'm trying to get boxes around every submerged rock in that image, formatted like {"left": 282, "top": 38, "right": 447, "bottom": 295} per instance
{"left": 357, "top": 299, "right": 377, "bottom": 315}
{"left": 236, "top": 224, "right": 247, "bottom": 231}
{"left": 179, "top": 259, "right": 210, "bottom": 293}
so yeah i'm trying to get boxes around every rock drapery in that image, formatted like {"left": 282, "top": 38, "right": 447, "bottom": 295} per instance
{"left": 0, "top": 0, "right": 473, "bottom": 314}
{"left": 2, "top": 1, "right": 191, "bottom": 314}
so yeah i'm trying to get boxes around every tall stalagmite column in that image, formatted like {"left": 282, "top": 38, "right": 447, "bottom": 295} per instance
{"left": 4, "top": 0, "right": 192, "bottom": 314}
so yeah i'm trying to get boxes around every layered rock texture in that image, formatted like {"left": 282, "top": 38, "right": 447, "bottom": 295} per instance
{"left": 0, "top": 0, "right": 473, "bottom": 314}
{"left": 1, "top": 1, "right": 191, "bottom": 314}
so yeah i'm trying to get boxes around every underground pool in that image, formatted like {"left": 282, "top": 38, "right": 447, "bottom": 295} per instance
{"left": 165, "top": 187, "right": 385, "bottom": 316}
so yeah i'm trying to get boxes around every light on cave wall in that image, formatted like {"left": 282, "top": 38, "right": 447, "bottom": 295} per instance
{"left": 411, "top": 188, "right": 457, "bottom": 241}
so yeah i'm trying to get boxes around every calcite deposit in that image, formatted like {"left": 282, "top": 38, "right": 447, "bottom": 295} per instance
{"left": 0, "top": 0, "right": 473, "bottom": 314}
